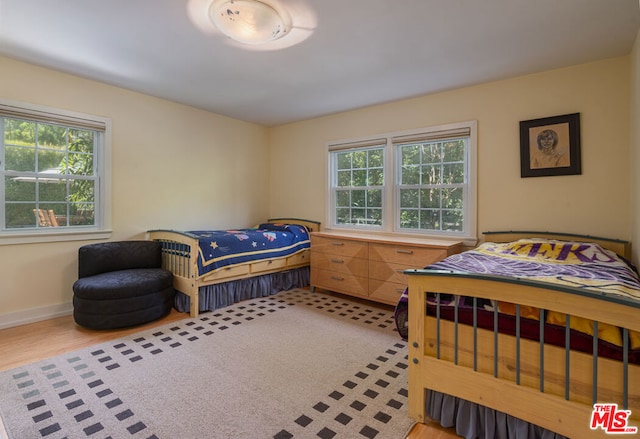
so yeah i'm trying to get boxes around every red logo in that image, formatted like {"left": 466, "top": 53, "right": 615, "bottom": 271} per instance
{"left": 590, "top": 404, "right": 638, "bottom": 434}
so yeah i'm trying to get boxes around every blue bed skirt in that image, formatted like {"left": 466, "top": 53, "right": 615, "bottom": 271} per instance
{"left": 426, "top": 390, "right": 567, "bottom": 439}
{"left": 174, "top": 266, "right": 310, "bottom": 313}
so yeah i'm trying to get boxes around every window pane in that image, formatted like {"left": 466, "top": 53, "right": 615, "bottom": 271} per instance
{"left": 337, "top": 152, "right": 352, "bottom": 170}
{"left": 420, "top": 188, "right": 440, "bottom": 209}
{"left": 336, "top": 208, "right": 351, "bottom": 224}
{"left": 352, "top": 208, "right": 366, "bottom": 223}
{"left": 40, "top": 180, "right": 66, "bottom": 202}
{"left": 38, "top": 124, "right": 67, "bottom": 148}
{"left": 400, "top": 189, "right": 419, "bottom": 208}
{"left": 368, "top": 168, "right": 383, "bottom": 185}
{"left": 402, "top": 165, "right": 420, "bottom": 185}
{"left": 70, "top": 129, "right": 94, "bottom": 154}
{"left": 368, "top": 149, "right": 383, "bottom": 167}
{"left": 71, "top": 204, "right": 95, "bottom": 225}
{"left": 352, "top": 190, "right": 366, "bottom": 207}
{"left": 66, "top": 153, "right": 94, "bottom": 176}
{"left": 5, "top": 119, "right": 35, "bottom": 146}
{"left": 401, "top": 145, "right": 420, "bottom": 165}
{"left": 352, "top": 169, "right": 367, "bottom": 186}
{"left": 421, "top": 165, "right": 440, "bottom": 185}
{"left": 422, "top": 143, "right": 441, "bottom": 163}
{"left": 367, "top": 189, "right": 382, "bottom": 208}
{"left": 70, "top": 179, "right": 95, "bottom": 204}
{"left": 400, "top": 209, "right": 419, "bottom": 229}
{"left": 366, "top": 208, "right": 382, "bottom": 225}
{"left": 420, "top": 210, "right": 440, "bottom": 230}
{"left": 442, "top": 187, "right": 463, "bottom": 209}
{"left": 5, "top": 177, "right": 35, "bottom": 202}
{"left": 443, "top": 163, "right": 464, "bottom": 184}
{"left": 443, "top": 140, "right": 465, "bottom": 162}
{"left": 5, "top": 145, "right": 35, "bottom": 172}
{"left": 443, "top": 209, "right": 463, "bottom": 231}
{"left": 337, "top": 170, "right": 351, "bottom": 187}
{"left": 352, "top": 150, "right": 367, "bottom": 168}
{"left": 5, "top": 203, "right": 37, "bottom": 229}
{"left": 38, "top": 150, "right": 64, "bottom": 172}
{"left": 336, "top": 190, "right": 350, "bottom": 207}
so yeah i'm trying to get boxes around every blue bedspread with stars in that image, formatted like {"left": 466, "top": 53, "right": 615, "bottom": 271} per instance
{"left": 188, "top": 223, "right": 310, "bottom": 276}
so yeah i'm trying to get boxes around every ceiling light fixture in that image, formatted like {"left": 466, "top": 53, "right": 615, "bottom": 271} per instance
{"left": 209, "top": 0, "right": 287, "bottom": 44}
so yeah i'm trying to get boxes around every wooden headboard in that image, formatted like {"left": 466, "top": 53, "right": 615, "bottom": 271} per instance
{"left": 267, "top": 218, "right": 322, "bottom": 233}
{"left": 482, "top": 230, "right": 632, "bottom": 260}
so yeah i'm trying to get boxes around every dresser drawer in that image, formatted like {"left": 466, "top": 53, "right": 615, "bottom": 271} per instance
{"left": 369, "top": 243, "right": 449, "bottom": 266}
{"left": 368, "top": 279, "right": 406, "bottom": 305}
{"left": 368, "top": 260, "right": 411, "bottom": 284}
{"left": 311, "top": 252, "right": 367, "bottom": 276}
{"left": 311, "top": 235, "right": 368, "bottom": 259}
{"left": 311, "top": 269, "right": 368, "bottom": 297}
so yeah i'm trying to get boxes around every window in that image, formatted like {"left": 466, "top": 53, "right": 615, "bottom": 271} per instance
{"left": 331, "top": 141, "right": 385, "bottom": 226}
{"left": 328, "top": 121, "right": 476, "bottom": 241}
{"left": 0, "top": 99, "right": 111, "bottom": 243}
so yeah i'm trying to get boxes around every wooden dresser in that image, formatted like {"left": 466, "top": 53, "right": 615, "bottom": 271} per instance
{"left": 310, "top": 231, "right": 463, "bottom": 305}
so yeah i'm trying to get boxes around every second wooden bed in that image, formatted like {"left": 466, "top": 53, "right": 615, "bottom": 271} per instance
{"left": 148, "top": 218, "right": 321, "bottom": 317}
{"left": 405, "top": 231, "right": 640, "bottom": 438}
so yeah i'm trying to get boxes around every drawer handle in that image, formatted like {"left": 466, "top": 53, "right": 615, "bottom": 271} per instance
{"left": 331, "top": 275, "right": 345, "bottom": 281}
{"left": 396, "top": 249, "right": 414, "bottom": 254}
{"left": 395, "top": 269, "right": 405, "bottom": 273}
{"left": 331, "top": 242, "right": 345, "bottom": 246}
{"left": 331, "top": 258, "right": 344, "bottom": 264}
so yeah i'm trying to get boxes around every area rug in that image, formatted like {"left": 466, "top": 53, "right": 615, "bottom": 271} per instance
{"left": 0, "top": 289, "right": 414, "bottom": 438}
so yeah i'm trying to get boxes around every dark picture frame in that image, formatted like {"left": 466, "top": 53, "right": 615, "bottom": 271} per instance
{"left": 519, "top": 113, "right": 581, "bottom": 177}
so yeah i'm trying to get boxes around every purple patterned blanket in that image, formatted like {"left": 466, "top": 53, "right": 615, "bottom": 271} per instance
{"left": 394, "top": 239, "right": 640, "bottom": 348}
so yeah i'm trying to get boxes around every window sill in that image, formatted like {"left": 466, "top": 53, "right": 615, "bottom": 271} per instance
{"left": 0, "top": 229, "right": 112, "bottom": 245}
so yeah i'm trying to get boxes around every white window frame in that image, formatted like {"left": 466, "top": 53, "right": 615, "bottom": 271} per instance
{"left": 328, "top": 138, "right": 387, "bottom": 231}
{"left": 327, "top": 120, "right": 477, "bottom": 244}
{"left": 0, "top": 98, "right": 112, "bottom": 245}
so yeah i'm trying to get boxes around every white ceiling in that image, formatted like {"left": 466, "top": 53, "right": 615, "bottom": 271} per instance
{"left": 0, "top": 0, "right": 639, "bottom": 126}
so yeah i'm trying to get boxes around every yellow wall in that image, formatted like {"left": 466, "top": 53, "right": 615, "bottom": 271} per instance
{"left": 0, "top": 56, "right": 270, "bottom": 322}
{"left": 632, "top": 29, "right": 640, "bottom": 266}
{"left": 270, "top": 57, "right": 632, "bottom": 243}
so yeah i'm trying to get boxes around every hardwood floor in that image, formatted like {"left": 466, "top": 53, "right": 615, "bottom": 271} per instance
{"left": 0, "top": 311, "right": 460, "bottom": 439}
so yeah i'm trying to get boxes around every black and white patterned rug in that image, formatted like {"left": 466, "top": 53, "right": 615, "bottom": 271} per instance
{"left": 0, "top": 289, "right": 414, "bottom": 439}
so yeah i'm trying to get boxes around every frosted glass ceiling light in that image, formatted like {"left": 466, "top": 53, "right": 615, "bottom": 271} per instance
{"left": 210, "top": 0, "right": 287, "bottom": 44}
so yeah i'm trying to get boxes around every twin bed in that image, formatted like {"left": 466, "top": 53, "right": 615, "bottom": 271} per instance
{"left": 399, "top": 231, "right": 640, "bottom": 438}
{"left": 147, "top": 218, "right": 320, "bottom": 317}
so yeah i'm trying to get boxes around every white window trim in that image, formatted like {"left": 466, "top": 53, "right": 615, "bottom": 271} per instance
{"left": 0, "top": 98, "right": 112, "bottom": 245}
{"left": 327, "top": 120, "right": 477, "bottom": 246}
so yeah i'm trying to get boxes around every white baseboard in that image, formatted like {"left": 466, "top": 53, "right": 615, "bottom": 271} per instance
{"left": 0, "top": 302, "right": 73, "bottom": 330}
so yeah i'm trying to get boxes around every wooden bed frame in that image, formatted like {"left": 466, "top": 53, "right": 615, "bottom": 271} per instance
{"left": 147, "top": 218, "right": 321, "bottom": 318}
{"left": 406, "top": 231, "right": 639, "bottom": 438}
